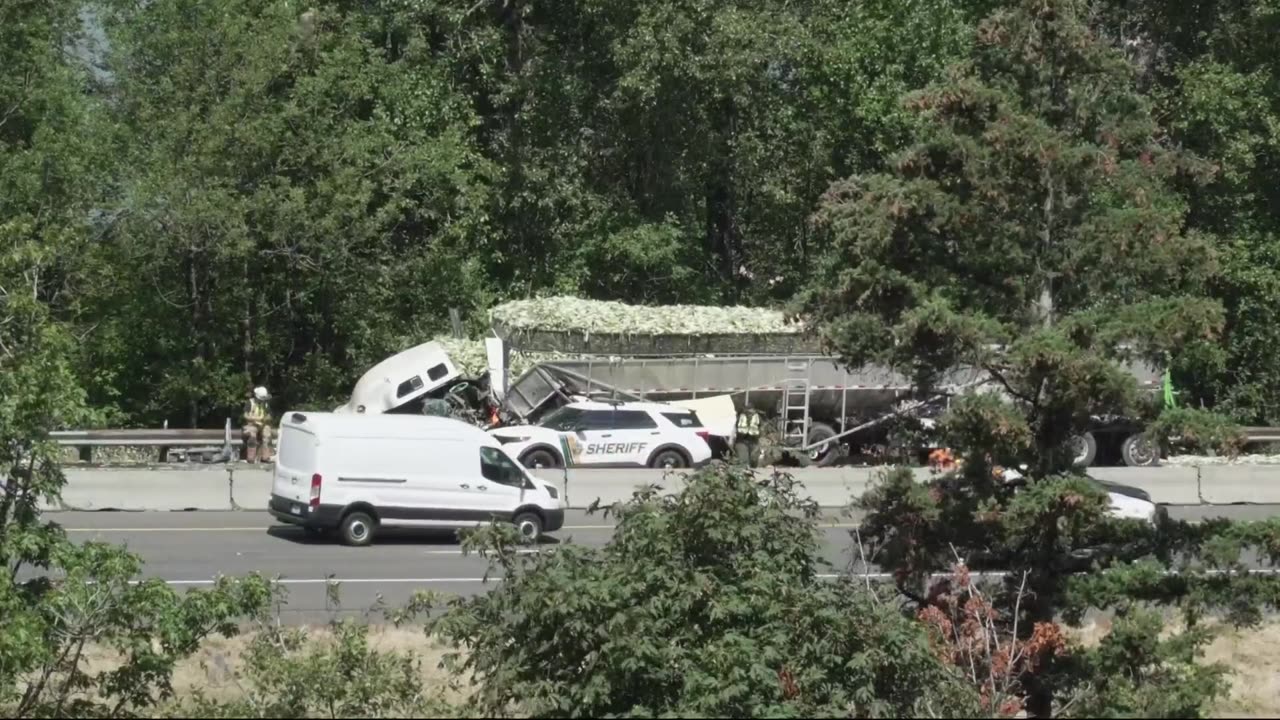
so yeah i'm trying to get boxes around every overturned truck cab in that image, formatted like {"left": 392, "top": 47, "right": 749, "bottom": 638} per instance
{"left": 334, "top": 341, "right": 463, "bottom": 416}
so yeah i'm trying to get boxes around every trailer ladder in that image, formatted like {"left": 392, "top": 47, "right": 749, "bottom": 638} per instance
{"left": 782, "top": 359, "right": 812, "bottom": 446}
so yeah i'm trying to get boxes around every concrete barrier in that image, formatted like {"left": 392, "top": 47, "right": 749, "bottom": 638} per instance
{"left": 230, "top": 465, "right": 273, "bottom": 510}
{"left": 60, "top": 466, "right": 233, "bottom": 511}
{"left": 1199, "top": 465, "right": 1280, "bottom": 504}
{"left": 45, "top": 462, "right": 1280, "bottom": 512}
{"left": 1090, "top": 467, "right": 1203, "bottom": 505}
{"left": 549, "top": 466, "right": 923, "bottom": 509}
{"left": 556, "top": 469, "right": 690, "bottom": 508}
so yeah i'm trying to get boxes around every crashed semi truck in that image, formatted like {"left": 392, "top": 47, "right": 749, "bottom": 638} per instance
{"left": 335, "top": 297, "right": 1167, "bottom": 468}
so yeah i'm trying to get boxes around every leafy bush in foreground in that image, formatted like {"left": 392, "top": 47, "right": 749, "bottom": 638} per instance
{"left": 431, "top": 465, "right": 981, "bottom": 718}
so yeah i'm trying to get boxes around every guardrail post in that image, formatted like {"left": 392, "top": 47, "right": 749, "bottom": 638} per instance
{"left": 224, "top": 417, "right": 233, "bottom": 462}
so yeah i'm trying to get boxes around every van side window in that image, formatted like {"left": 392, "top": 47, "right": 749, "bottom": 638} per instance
{"left": 397, "top": 375, "right": 424, "bottom": 398}
{"left": 427, "top": 363, "right": 449, "bottom": 381}
{"left": 479, "top": 447, "right": 526, "bottom": 487}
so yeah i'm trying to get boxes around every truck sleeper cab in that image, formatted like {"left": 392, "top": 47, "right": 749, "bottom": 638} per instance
{"left": 268, "top": 411, "right": 565, "bottom": 546}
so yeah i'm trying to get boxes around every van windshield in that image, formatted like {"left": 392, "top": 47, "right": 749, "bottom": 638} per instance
{"left": 480, "top": 446, "right": 527, "bottom": 487}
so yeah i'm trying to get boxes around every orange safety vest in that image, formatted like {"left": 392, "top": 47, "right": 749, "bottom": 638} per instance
{"left": 928, "top": 448, "right": 956, "bottom": 471}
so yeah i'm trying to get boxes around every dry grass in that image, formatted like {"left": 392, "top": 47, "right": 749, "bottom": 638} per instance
{"left": 77, "top": 619, "right": 1280, "bottom": 717}
{"left": 1072, "top": 616, "right": 1280, "bottom": 718}
{"left": 1202, "top": 624, "right": 1280, "bottom": 718}
{"left": 80, "top": 624, "right": 468, "bottom": 709}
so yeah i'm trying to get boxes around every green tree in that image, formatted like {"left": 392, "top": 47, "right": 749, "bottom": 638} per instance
{"left": 801, "top": 0, "right": 1222, "bottom": 473}
{"left": 1148, "top": 2, "right": 1280, "bottom": 426}
{"left": 800, "top": 0, "right": 1280, "bottom": 714}
{"left": 403, "top": 0, "right": 975, "bottom": 305}
{"left": 432, "top": 466, "right": 980, "bottom": 718}
{"left": 89, "top": 0, "right": 495, "bottom": 424}
{"left": 1, "top": 242, "right": 274, "bottom": 719}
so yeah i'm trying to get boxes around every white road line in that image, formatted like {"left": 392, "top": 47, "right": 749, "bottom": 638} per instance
{"left": 422, "top": 548, "right": 543, "bottom": 555}
{"left": 62, "top": 522, "right": 862, "bottom": 533}
{"left": 97, "top": 577, "right": 500, "bottom": 587}
{"left": 70, "top": 567, "right": 1280, "bottom": 589}
{"left": 63, "top": 526, "right": 609, "bottom": 533}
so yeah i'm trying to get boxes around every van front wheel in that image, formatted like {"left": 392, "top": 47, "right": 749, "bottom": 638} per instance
{"left": 513, "top": 512, "right": 544, "bottom": 543}
{"left": 339, "top": 511, "right": 376, "bottom": 547}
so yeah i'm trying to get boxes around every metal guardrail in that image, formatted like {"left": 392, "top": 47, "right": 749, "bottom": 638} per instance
{"left": 46, "top": 417, "right": 1280, "bottom": 465}
{"left": 1244, "top": 427, "right": 1280, "bottom": 444}
{"left": 51, "top": 418, "right": 241, "bottom": 463}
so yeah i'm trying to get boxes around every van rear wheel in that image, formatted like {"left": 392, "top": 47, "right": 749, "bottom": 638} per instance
{"left": 339, "top": 511, "right": 376, "bottom": 547}
{"left": 513, "top": 512, "right": 544, "bottom": 543}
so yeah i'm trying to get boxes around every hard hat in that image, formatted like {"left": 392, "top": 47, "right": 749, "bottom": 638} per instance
{"left": 254, "top": 386, "right": 270, "bottom": 400}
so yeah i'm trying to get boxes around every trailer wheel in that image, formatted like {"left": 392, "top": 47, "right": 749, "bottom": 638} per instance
{"left": 520, "top": 448, "right": 561, "bottom": 469}
{"left": 1121, "top": 433, "right": 1161, "bottom": 467}
{"left": 1070, "top": 432, "right": 1098, "bottom": 468}
{"left": 806, "top": 422, "right": 839, "bottom": 467}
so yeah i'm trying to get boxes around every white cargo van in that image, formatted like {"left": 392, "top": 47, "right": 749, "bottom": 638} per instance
{"left": 268, "top": 411, "right": 565, "bottom": 546}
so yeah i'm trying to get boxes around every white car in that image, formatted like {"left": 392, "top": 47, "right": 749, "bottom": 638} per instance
{"left": 490, "top": 401, "right": 714, "bottom": 470}
{"left": 1004, "top": 468, "right": 1160, "bottom": 523}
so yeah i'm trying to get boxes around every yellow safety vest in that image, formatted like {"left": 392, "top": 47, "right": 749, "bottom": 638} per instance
{"left": 736, "top": 411, "right": 761, "bottom": 437}
{"left": 245, "top": 398, "right": 269, "bottom": 424}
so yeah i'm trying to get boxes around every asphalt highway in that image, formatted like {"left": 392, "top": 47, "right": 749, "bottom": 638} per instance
{"left": 45, "top": 504, "right": 1280, "bottom": 624}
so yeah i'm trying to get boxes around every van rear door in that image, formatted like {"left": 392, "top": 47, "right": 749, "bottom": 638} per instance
{"left": 273, "top": 420, "right": 319, "bottom": 505}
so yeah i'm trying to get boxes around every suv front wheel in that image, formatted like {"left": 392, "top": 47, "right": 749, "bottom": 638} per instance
{"left": 520, "top": 448, "right": 561, "bottom": 469}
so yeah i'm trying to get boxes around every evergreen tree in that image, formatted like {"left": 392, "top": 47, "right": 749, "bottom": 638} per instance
{"left": 802, "top": 1, "right": 1280, "bottom": 714}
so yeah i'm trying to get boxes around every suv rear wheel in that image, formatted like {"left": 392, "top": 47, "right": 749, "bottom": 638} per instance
{"left": 650, "top": 449, "right": 688, "bottom": 469}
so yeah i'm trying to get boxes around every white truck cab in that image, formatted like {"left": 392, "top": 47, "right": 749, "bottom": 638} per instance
{"left": 268, "top": 411, "right": 565, "bottom": 546}
{"left": 333, "top": 341, "right": 461, "bottom": 415}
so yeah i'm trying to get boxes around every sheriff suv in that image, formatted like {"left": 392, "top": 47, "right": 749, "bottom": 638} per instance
{"left": 489, "top": 400, "right": 715, "bottom": 470}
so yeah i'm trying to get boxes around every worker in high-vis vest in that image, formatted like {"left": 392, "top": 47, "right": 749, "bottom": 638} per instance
{"left": 242, "top": 386, "right": 274, "bottom": 463}
{"left": 734, "top": 406, "right": 763, "bottom": 467}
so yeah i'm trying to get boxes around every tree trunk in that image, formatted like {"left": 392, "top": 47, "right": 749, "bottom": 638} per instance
{"left": 706, "top": 96, "right": 743, "bottom": 300}
{"left": 188, "top": 251, "right": 201, "bottom": 428}
{"left": 1038, "top": 175, "right": 1055, "bottom": 328}
{"left": 242, "top": 255, "right": 253, "bottom": 383}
